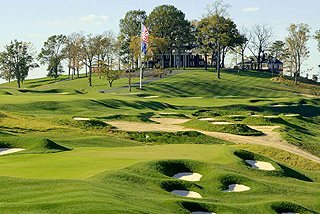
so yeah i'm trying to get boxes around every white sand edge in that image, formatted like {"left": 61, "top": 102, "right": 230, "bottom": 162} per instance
{"left": 222, "top": 184, "right": 250, "bottom": 192}
{"left": 171, "top": 190, "right": 202, "bottom": 198}
{"left": 172, "top": 172, "right": 202, "bottom": 181}
{"left": 143, "top": 96, "right": 159, "bottom": 99}
{"left": 73, "top": 117, "right": 90, "bottom": 121}
{"left": 192, "top": 212, "right": 216, "bottom": 214}
{"left": 245, "top": 160, "right": 275, "bottom": 171}
{"left": 198, "top": 118, "right": 216, "bottom": 121}
{"left": 0, "top": 148, "right": 25, "bottom": 155}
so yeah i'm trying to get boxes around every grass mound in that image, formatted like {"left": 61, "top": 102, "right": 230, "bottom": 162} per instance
{"left": 234, "top": 150, "right": 312, "bottom": 181}
{"left": 160, "top": 180, "right": 202, "bottom": 193}
{"left": 182, "top": 119, "right": 263, "bottom": 136}
{"left": 123, "top": 131, "right": 230, "bottom": 145}
{"left": 0, "top": 90, "right": 12, "bottom": 95}
{"left": 242, "top": 116, "right": 286, "bottom": 125}
{"left": 157, "top": 113, "right": 189, "bottom": 119}
{"left": 179, "top": 201, "right": 217, "bottom": 214}
{"left": 150, "top": 160, "right": 205, "bottom": 178}
{"left": 57, "top": 119, "right": 112, "bottom": 131}
{"left": 18, "top": 88, "right": 83, "bottom": 95}
{"left": 95, "top": 114, "right": 157, "bottom": 123}
{"left": 0, "top": 137, "right": 70, "bottom": 154}
{"left": 270, "top": 201, "right": 317, "bottom": 214}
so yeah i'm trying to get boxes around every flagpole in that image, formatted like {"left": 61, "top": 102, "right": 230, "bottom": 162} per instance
{"left": 140, "top": 22, "right": 142, "bottom": 90}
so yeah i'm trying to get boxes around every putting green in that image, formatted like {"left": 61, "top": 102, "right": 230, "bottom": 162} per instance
{"left": 0, "top": 144, "right": 233, "bottom": 179}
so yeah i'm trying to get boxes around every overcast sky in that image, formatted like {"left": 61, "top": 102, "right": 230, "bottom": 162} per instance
{"left": 0, "top": 0, "right": 319, "bottom": 83}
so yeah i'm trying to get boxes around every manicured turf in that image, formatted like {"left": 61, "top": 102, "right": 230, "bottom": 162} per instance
{"left": 0, "top": 68, "right": 319, "bottom": 213}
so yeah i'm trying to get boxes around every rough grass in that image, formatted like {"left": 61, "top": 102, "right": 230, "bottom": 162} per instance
{"left": 182, "top": 119, "right": 263, "bottom": 136}
{"left": 122, "top": 131, "right": 232, "bottom": 145}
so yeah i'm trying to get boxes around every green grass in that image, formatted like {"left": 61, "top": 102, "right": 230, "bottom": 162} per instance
{"left": 182, "top": 119, "right": 263, "bottom": 136}
{"left": 0, "top": 69, "right": 320, "bottom": 213}
{"left": 122, "top": 130, "right": 232, "bottom": 145}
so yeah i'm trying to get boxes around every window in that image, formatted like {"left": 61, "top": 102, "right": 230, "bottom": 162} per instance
{"left": 191, "top": 55, "right": 195, "bottom": 59}
{"left": 190, "top": 61, "right": 194, "bottom": 66}
{"left": 199, "top": 61, "right": 204, "bottom": 65}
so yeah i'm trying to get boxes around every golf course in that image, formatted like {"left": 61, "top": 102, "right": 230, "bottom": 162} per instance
{"left": 0, "top": 68, "right": 319, "bottom": 213}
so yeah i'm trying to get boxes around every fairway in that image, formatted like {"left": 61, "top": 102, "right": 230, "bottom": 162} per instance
{"left": 0, "top": 145, "right": 232, "bottom": 179}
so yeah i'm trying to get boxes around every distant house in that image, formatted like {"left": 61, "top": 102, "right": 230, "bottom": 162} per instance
{"left": 237, "top": 54, "right": 283, "bottom": 72}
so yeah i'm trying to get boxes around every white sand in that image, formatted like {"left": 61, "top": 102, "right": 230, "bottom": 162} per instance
{"left": 0, "top": 148, "right": 25, "bottom": 155}
{"left": 171, "top": 190, "right": 202, "bottom": 198}
{"left": 245, "top": 160, "right": 275, "bottom": 170}
{"left": 264, "top": 116, "right": 278, "bottom": 118}
{"left": 250, "top": 115, "right": 262, "bottom": 117}
{"left": 143, "top": 96, "right": 159, "bottom": 99}
{"left": 211, "top": 122, "right": 234, "bottom": 125}
{"left": 192, "top": 212, "right": 216, "bottom": 214}
{"left": 172, "top": 172, "right": 202, "bottom": 181}
{"left": 222, "top": 184, "right": 250, "bottom": 192}
{"left": 284, "top": 114, "right": 299, "bottom": 117}
{"left": 59, "top": 92, "right": 70, "bottom": 95}
{"left": 272, "top": 104, "right": 288, "bottom": 107}
{"left": 198, "top": 118, "right": 216, "bottom": 121}
{"left": 73, "top": 117, "right": 90, "bottom": 121}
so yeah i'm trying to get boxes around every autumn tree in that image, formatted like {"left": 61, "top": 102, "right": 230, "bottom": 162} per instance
{"left": 0, "top": 40, "right": 37, "bottom": 88}
{"left": 119, "top": 10, "right": 147, "bottom": 65}
{"left": 148, "top": 35, "right": 168, "bottom": 69}
{"left": 285, "top": 23, "right": 311, "bottom": 85}
{"left": 100, "top": 61, "right": 122, "bottom": 87}
{"left": 248, "top": 24, "right": 273, "bottom": 70}
{"left": 38, "top": 35, "right": 67, "bottom": 81}
{"left": 64, "top": 33, "right": 83, "bottom": 79}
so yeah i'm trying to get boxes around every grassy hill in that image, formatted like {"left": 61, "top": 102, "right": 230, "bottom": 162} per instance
{"left": 0, "top": 68, "right": 319, "bottom": 213}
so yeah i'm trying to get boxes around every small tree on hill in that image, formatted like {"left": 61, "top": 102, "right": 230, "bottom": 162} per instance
{"left": 100, "top": 61, "right": 123, "bottom": 87}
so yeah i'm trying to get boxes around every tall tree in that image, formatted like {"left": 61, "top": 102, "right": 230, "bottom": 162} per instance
{"left": 0, "top": 40, "right": 37, "bottom": 88}
{"left": 269, "top": 40, "right": 286, "bottom": 60}
{"left": 148, "top": 35, "right": 168, "bottom": 69}
{"left": 119, "top": 10, "right": 147, "bottom": 65}
{"left": 65, "top": 33, "right": 83, "bottom": 79}
{"left": 147, "top": 5, "right": 191, "bottom": 68}
{"left": 38, "top": 35, "right": 67, "bottom": 81}
{"left": 248, "top": 24, "right": 273, "bottom": 70}
{"left": 80, "top": 34, "right": 99, "bottom": 86}
{"left": 315, "top": 30, "right": 320, "bottom": 53}
{"left": 285, "top": 23, "right": 311, "bottom": 85}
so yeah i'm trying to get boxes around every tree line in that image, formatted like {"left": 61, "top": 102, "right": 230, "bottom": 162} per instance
{"left": 1, "top": 0, "right": 320, "bottom": 88}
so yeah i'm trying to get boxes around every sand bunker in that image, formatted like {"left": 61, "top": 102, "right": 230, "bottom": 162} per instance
{"left": 143, "top": 96, "right": 159, "bottom": 99}
{"left": 73, "top": 117, "right": 90, "bottom": 121}
{"left": 192, "top": 212, "right": 216, "bottom": 214}
{"left": 198, "top": 118, "right": 216, "bottom": 121}
{"left": 264, "top": 116, "right": 278, "bottom": 118}
{"left": 245, "top": 160, "right": 275, "bottom": 170}
{"left": 284, "top": 114, "right": 299, "bottom": 117}
{"left": 250, "top": 115, "right": 262, "bottom": 117}
{"left": 272, "top": 104, "right": 288, "bottom": 107}
{"left": 171, "top": 190, "right": 202, "bottom": 198}
{"left": 59, "top": 92, "right": 70, "bottom": 95}
{"left": 211, "top": 122, "right": 234, "bottom": 125}
{"left": 222, "top": 184, "right": 250, "bottom": 192}
{"left": 0, "top": 148, "right": 25, "bottom": 155}
{"left": 172, "top": 172, "right": 202, "bottom": 181}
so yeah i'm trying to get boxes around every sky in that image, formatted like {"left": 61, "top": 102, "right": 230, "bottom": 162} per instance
{"left": 0, "top": 0, "right": 319, "bottom": 83}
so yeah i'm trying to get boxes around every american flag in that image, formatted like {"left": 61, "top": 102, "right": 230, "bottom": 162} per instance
{"left": 141, "top": 24, "right": 149, "bottom": 44}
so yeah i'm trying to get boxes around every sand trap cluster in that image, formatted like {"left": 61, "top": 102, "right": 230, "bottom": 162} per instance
{"left": 72, "top": 117, "right": 90, "bottom": 121}
{"left": 245, "top": 160, "right": 275, "bottom": 171}
{"left": 143, "top": 96, "right": 159, "bottom": 99}
{"left": 171, "top": 190, "right": 202, "bottom": 198}
{"left": 172, "top": 172, "right": 202, "bottom": 181}
{"left": 192, "top": 212, "right": 216, "bottom": 214}
{"left": 198, "top": 118, "right": 216, "bottom": 121}
{"left": 211, "top": 122, "right": 234, "bottom": 125}
{"left": 0, "top": 148, "right": 25, "bottom": 155}
{"left": 222, "top": 184, "right": 250, "bottom": 192}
